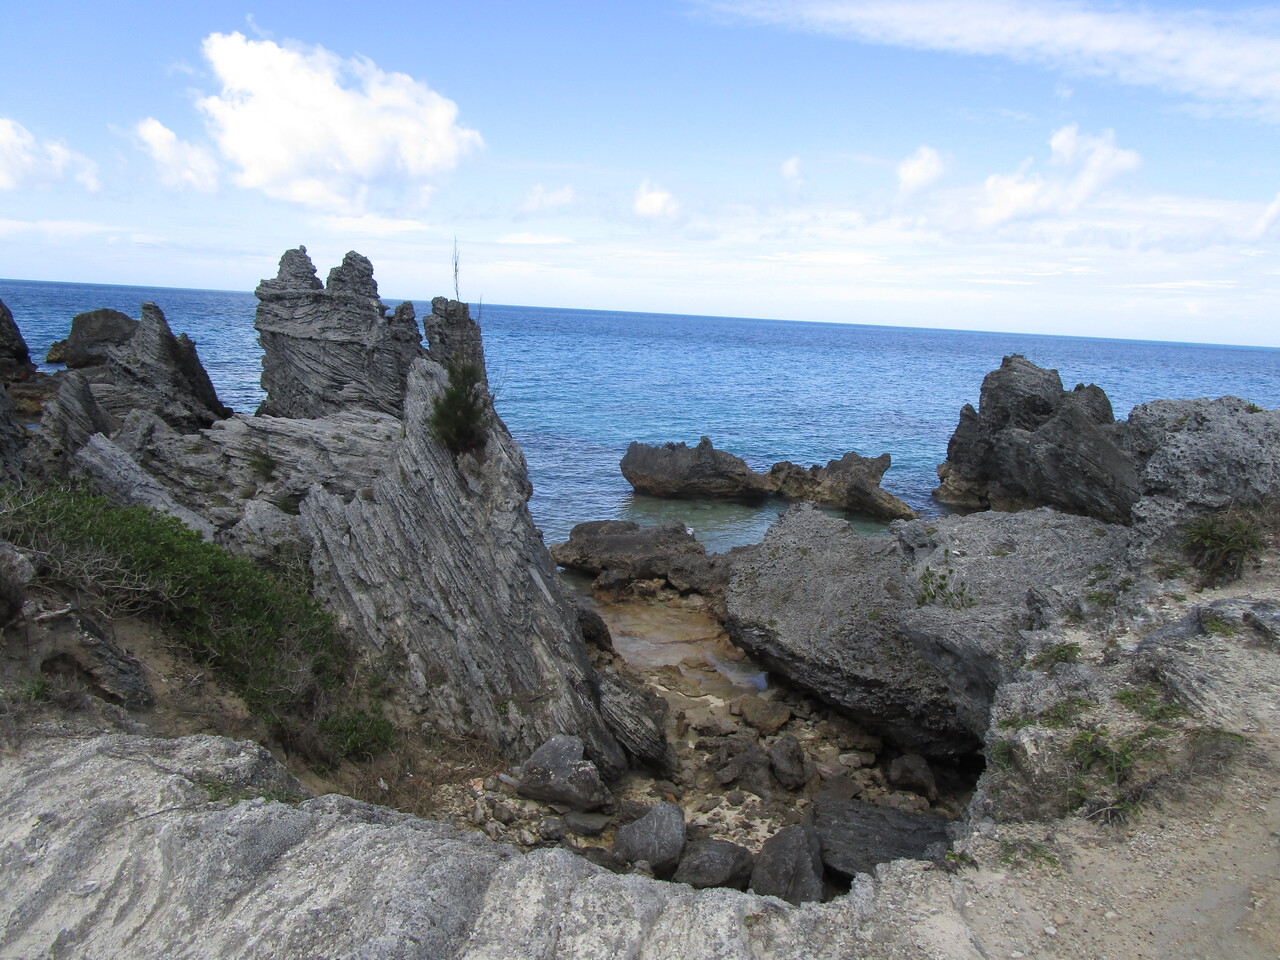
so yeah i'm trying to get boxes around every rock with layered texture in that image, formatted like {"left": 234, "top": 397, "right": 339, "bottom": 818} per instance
{"left": 934, "top": 354, "right": 1138, "bottom": 524}
{"left": 812, "top": 798, "right": 949, "bottom": 878}
{"left": 255, "top": 247, "right": 425, "bottom": 419}
{"left": 56, "top": 307, "right": 138, "bottom": 368}
{"left": 0, "top": 299, "right": 36, "bottom": 382}
{"left": 0, "top": 387, "right": 24, "bottom": 483}
{"left": 726, "top": 504, "right": 1132, "bottom": 757}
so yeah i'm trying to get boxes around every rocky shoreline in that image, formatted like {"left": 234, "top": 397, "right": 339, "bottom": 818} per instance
{"left": 2, "top": 253, "right": 1279, "bottom": 958}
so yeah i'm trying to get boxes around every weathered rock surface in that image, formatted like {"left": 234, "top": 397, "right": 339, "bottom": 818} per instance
{"left": 748, "top": 823, "right": 825, "bottom": 905}
{"left": 613, "top": 801, "right": 688, "bottom": 877}
{"left": 255, "top": 247, "right": 425, "bottom": 419}
{"left": 672, "top": 839, "right": 755, "bottom": 890}
{"left": 622, "top": 437, "right": 916, "bottom": 520}
{"left": 0, "top": 386, "right": 24, "bottom": 484}
{"left": 726, "top": 503, "right": 1132, "bottom": 757}
{"left": 53, "top": 307, "right": 138, "bottom": 368}
{"left": 516, "top": 735, "right": 611, "bottom": 811}
{"left": 812, "top": 798, "right": 949, "bottom": 878}
{"left": 622, "top": 437, "right": 768, "bottom": 500}
{"left": 934, "top": 354, "right": 1138, "bottom": 523}
{"left": 0, "top": 299, "right": 36, "bottom": 382}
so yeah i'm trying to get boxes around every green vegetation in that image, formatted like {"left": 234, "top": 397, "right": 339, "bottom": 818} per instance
{"left": 999, "top": 696, "right": 1093, "bottom": 731}
{"left": 1114, "top": 685, "right": 1186, "bottom": 722}
{"left": 997, "top": 839, "right": 1060, "bottom": 869}
{"left": 1181, "top": 506, "right": 1265, "bottom": 584}
{"left": 916, "top": 561, "right": 975, "bottom": 609}
{"left": 1028, "top": 641, "right": 1081, "bottom": 670}
{"left": 248, "top": 446, "right": 278, "bottom": 482}
{"left": 429, "top": 360, "right": 491, "bottom": 455}
{"left": 0, "top": 485, "right": 394, "bottom": 765}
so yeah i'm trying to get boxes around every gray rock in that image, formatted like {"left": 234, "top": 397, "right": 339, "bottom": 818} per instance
{"left": 768, "top": 734, "right": 807, "bottom": 791}
{"left": 934, "top": 354, "right": 1138, "bottom": 523}
{"left": 765, "top": 451, "right": 916, "bottom": 520}
{"left": 622, "top": 436, "right": 768, "bottom": 500}
{"left": 812, "top": 798, "right": 949, "bottom": 878}
{"left": 749, "top": 823, "right": 825, "bottom": 904}
{"left": 0, "top": 299, "right": 35, "bottom": 382}
{"left": 424, "top": 296, "right": 488, "bottom": 380}
{"left": 516, "top": 735, "right": 611, "bottom": 811}
{"left": 58, "top": 307, "right": 138, "bottom": 368}
{"left": 888, "top": 753, "right": 938, "bottom": 801}
{"left": 612, "top": 801, "right": 687, "bottom": 878}
{"left": 564, "top": 810, "right": 611, "bottom": 836}
{"left": 0, "top": 385, "right": 24, "bottom": 484}
{"left": 714, "top": 743, "right": 776, "bottom": 800}
{"left": 255, "top": 247, "right": 424, "bottom": 419}
{"left": 734, "top": 694, "right": 791, "bottom": 736}
{"left": 0, "top": 540, "right": 33, "bottom": 625}
{"left": 673, "top": 839, "right": 755, "bottom": 890}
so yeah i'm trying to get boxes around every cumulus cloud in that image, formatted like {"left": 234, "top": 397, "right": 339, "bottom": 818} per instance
{"left": 134, "top": 118, "right": 218, "bottom": 192}
{"left": 196, "top": 32, "right": 483, "bottom": 212}
{"left": 979, "top": 124, "right": 1139, "bottom": 224}
{"left": 897, "top": 145, "right": 944, "bottom": 194}
{"left": 520, "top": 184, "right": 576, "bottom": 213}
{"left": 635, "top": 179, "right": 680, "bottom": 218}
{"left": 705, "top": 0, "right": 1280, "bottom": 118}
{"left": 0, "top": 118, "right": 99, "bottom": 191}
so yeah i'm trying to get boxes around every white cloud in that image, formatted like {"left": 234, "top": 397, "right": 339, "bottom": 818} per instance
{"left": 196, "top": 32, "right": 483, "bottom": 212}
{"left": 497, "top": 233, "right": 573, "bottom": 245}
{"left": 317, "top": 214, "right": 433, "bottom": 235}
{"left": 0, "top": 118, "right": 99, "bottom": 191}
{"left": 0, "top": 218, "right": 114, "bottom": 238}
{"left": 781, "top": 155, "right": 804, "bottom": 187}
{"left": 979, "top": 124, "right": 1139, "bottom": 224}
{"left": 634, "top": 179, "right": 680, "bottom": 218}
{"left": 134, "top": 118, "right": 218, "bottom": 192}
{"left": 1251, "top": 191, "right": 1280, "bottom": 239}
{"left": 705, "top": 0, "right": 1280, "bottom": 118}
{"left": 520, "top": 184, "right": 576, "bottom": 212}
{"left": 897, "top": 145, "right": 944, "bottom": 194}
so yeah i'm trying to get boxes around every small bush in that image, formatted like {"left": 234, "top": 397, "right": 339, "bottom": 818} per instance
{"left": 1028, "top": 641, "right": 1081, "bottom": 670}
{"left": 1115, "top": 685, "right": 1186, "bottom": 722}
{"left": 1181, "top": 508, "right": 1265, "bottom": 584}
{"left": 429, "top": 360, "right": 490, "bottom": 455}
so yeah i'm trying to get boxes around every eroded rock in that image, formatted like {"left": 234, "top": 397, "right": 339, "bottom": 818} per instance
{"left": 516, "top": 735, "right": 610, "bottom": 811}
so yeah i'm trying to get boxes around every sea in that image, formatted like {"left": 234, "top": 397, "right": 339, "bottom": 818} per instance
{"left": 4, "top": 277, "right": 1279, "bottom": 553}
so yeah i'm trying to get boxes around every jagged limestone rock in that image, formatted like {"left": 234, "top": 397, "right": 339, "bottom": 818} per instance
{"left": 255, "top": 247, "right": 424, "bottom": 419}
{"left": 934, "top": 354, "right": 1138, "bottom": 523}
{"left": 425, "top": 295, "right": 488, "bottom": 382}
{"left": 0, "top": 387, "right": 24, "bottom": 484}
{"left": 0, "top": 298, "right": 36, "bottom": 382}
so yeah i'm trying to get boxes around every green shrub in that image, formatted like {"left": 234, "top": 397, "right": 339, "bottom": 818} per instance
{"left": 1028, "top": 641, "right": 1081, "bottom": 670}
{"left": 429, "top": 360, "right": 490, "bottom": 454}
{"left": 1181, "top": 508, "right": 1265, "bottom": 584}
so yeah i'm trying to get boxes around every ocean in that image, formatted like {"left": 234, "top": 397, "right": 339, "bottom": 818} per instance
{"left": 4, "top": 277, "right": 1279, "bottom": 552}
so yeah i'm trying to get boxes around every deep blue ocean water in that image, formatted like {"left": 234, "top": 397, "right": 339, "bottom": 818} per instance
{"left": 4, "top": 277, "right": 1279, "bottom": 551}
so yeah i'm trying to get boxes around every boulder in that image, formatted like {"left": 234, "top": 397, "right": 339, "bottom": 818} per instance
{"left": 766, "top": 451, "right": 916, "bottom": 520}
{"left": 621, "top": 437, "right": 768, "bottom": 500}
{"left": 749, "top": 823, "right": 825, "bottom": 905}
{"left": 516, "top": 735, "right": 610, "bottom": 812}
{"left": 726, "top": 503, "right": 1132, "bottom": 757}
{"left": 0, "top": 299, "right": 36, "bottom": 382}
{"left": 612, "top": 801, "right": 687, "bottom": 877}
{"left": 768, "top": 733, "right": 807, "bottom": 791}
{"left": 888, "top": 753, "right": 938, "bottom": 801}
{"left": 812, "top": 798, "right": 949, "bottom": 878}
{"left": 255, "top": 247, "right": 424, "bottom": 419}
{"left": 934, "top": 354, "right": 1138, "bottom": 524}
{"left": 672, "top": 839, "right": 755, "bottom": 890}
{"left": 57, "top": 307, "right": 138, "bottom": 368}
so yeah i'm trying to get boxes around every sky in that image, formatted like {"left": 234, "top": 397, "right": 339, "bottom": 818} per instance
{"left": 2, "top": 0, "right": 1280, "bottom": 347}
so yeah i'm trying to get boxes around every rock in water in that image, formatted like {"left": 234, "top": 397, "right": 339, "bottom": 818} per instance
{"left": 255, "top": 247, "right": 424, "bottom": 419}
{"left": 621, "top": 437, "right": 768, "bottom": 500}
{"left": 765, "top": 451, "right": 916, "bottom": 520}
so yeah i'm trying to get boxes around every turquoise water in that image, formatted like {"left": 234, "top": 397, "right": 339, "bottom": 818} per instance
{"left": 4, "top": 278, "right": 1279, "bottom": 550}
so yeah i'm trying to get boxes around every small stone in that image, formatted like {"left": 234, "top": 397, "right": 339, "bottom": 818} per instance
{"left": 483, "top": 822, "right": 503, "bottom": 841}
{"left": 1043, "top": 925, "right": 1058, "bottom": 937}
{"left": 491, "top": 802, "right": 516, "bottom": 825}
{"left": 735, "top": 695, "right": 791, "bottom": 736}
{"left": 538, "top": 817, "right": 568, "bottom": 841}
{"left": 699, "top": 797, "right": 722, "bottom": 813}
{"left": 564, "top": 811, "right": 612, "bottom": 837}
{"left": 839, "top": 750, "right": 876, "bottom": 769}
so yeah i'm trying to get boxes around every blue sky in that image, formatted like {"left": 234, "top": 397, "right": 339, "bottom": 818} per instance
{"left": 2, "top": 0, "right": 1279, "bottom": 346}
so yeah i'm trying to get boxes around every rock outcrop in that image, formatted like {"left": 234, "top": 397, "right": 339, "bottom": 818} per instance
{"left": 0, "top": 387, "right": 24, "bottom": 484}
{"left": 934, "top": 354, "right": 1138, "bottom": 523}
{"left": 255, "top": 247, "right": 424, "bottom": 419}
{"left": 622, "top": 437, "right": 915, "bottom": 520}
{"left": 725, "top": 503, "right": 1133, "bottom": 757}
{"left": 0, "top": 299, "right": 36, "bottom": 382}
{"left": 23, "top": 248, "right": 668, "bottom": 777}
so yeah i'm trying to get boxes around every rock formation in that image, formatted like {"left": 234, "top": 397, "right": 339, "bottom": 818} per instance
{"left": 934, "top": 354, "right": 1137, "bottom": 523}
{"left": 0, "top": 386, "right": 24, "bottom": 484}
{"left": 936, "top": 355, "right": 1280, "bottom": 541}
{"left": 23, "top": 248, "right": 668, "bottom": 777}
{"left": 255, "top": 247, "right": 424, "bottom": 419}
{"left": 0, "top": 299, "right": 36, "bottom": 382}
{"left": 621, "top": 436, "right": 915, "bottom": 520}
